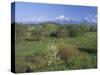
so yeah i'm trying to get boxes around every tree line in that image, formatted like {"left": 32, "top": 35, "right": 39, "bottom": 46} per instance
{"left": 15, "top": 23, "right": 97, "bottom": 41}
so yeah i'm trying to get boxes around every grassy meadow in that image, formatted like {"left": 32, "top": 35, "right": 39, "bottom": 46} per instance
{"left": 15, "top": 23, "right": 97, "bottom": 73}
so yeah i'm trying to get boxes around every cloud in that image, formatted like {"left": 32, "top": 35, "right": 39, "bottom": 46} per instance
{"left": 56, "top": 15, "right": 65, "bottom": 20}
{"left": 55, "top": 15, "right": 70, "bottom": 21}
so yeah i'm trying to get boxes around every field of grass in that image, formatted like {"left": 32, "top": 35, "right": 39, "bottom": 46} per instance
{"left": 15, "top": 24, "right": 97, "bottom": 73}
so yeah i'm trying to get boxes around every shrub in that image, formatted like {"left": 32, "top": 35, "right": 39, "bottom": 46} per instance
{"left": 56, "top": 26, "right": 69, "bottom": 38}
{"left": 45, "top": 58, "right": 66, "bottom": 71}
{"left": 68, "top": 25, "right": 82, "bottom": 37}
{"left": 57, "top": 42, "right": 79, "bottom": 60}
{"left": 15, "top": 24, "right": 28, "bottom": 37}
{"left": 31, "top": 30, "right": 43, "bottom": 40}
{"left": 78, "top": 32, "right": 97, "bottom": 53}
{"left": 79, "top": 23, "right": 89, "bottom": 33}
{"left": 49, "top": 32, "right": 57, "bottom": 38}
{"left": 47, "top": 43, "right": 58, "bottom": 65}
{"left": 66, "top": 53, "right": 97, "bottom": 69}
{"left": 42, "top": 24, "right": 58, "bottom": 37}
{"left": 24, "top": 52, "right": 49, "bottom": 72}
{"left": 27, "top": 28, "right": 45, "bottom": 41}
{"left": 89, "top": 25, "right": 97, "bottom": 32}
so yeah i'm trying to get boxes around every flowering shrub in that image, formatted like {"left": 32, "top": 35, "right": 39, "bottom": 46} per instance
{"left": 47, "top": 43, "right": 59, "bottom": 65}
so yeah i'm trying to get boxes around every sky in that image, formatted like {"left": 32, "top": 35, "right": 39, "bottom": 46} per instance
{"left": 11, "top": 2, "right": 97, "bottom": 23}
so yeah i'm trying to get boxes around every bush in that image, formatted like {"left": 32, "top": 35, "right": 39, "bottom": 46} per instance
{"left": 66, "top": 53, "right": 97, "bottom": 69}
{"left": 47, "top": 43, "right": 58, "bottom": 65}
{"left": 42, "top": 24, "right": 58, "bottom": 37}
{"left": 31, "top": 29, "right": 44, "bottom": 41}
{"left": 78, "top": 32, "right": 97, "bottom": 53}
{"left": 57, "top": 42, "right": 79, "bottom": 60}
{"left": 79, "top": 23, "right": 89, "bottom": 33}
{"left": 15, "top": 24, "right": 28, "bottom": 38}
{"left": 45, "top": 59, "right": 66, "bottom": 71}
{"left": 27, "top": 28, "right": 45, "bottom": 41}
{"left": 56, "top": 26, "right": 69, "bottom": 38}
{"left": 24, "top": 52, "right": 49, "bottom": 72}
{"left": 49, "top": 32, "right": 57, "bottom": 38}
{"left": 89, "top": 25, "right": 97, "bottom": 32}
{"left": 68, "top": 25, "right": 82, "bottom": 37}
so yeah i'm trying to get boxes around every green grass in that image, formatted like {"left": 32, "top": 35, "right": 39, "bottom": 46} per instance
{"left": 15, "top": 32, "right": 97, "bottom": 73}
{"left": 66, "top": 52, "right": 97, "bottom": 69}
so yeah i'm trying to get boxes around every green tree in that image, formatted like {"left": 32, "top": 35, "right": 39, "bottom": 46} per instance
{"left": 56, "top": 26, "right": 69, "bottom": 38}
{"left": 42, "top": 24, "right": 58, "bottom": 37}
{"left": 89, "top": 25, "right": 97, "bottom": 32}
{"left": 79, "top": 23, "right": 89, "bottom": 33}
{"left": 68, "top": 25, "right": 81, "bottom": 37}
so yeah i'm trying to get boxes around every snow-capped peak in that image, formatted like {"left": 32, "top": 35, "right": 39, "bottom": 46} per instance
{"left": 56, "top": 15, "right": 65, "bottom": 20}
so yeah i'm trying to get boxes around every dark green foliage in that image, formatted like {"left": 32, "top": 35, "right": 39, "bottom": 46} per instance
{"left": 25, "top": 66, "right": 33, "bottom": 72}
{"left": 42, "top": 24, "right": 58, "bottom": 37}
{"left": 90, "top": 25, "right": 97, "bottom": 32}
{"left": 68, "top": 25, "right": 82, "bottom": 37}
{"left": 49, "top": 32, "right": 57, "bottom": 38}
{"left": 78, "top": 32, "right": 97, "bottom": 53}
{"left": 56, "top": 26, "right": 69, "bottom": 38}
{"left": 79, "top": 23, "right": 89, "bottom": 33}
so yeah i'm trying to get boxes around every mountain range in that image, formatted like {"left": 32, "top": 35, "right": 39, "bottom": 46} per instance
{"left": 17, "top": 15, "right": 97, "bottom": 25}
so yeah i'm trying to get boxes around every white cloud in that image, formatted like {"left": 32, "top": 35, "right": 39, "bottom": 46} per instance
{"left": 56, "top": 15, "right": 65, "bottom": 20}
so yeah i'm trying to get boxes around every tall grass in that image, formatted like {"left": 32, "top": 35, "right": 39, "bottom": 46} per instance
{"left": 65, "top": 53, "right": 97, "bottom": 69}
